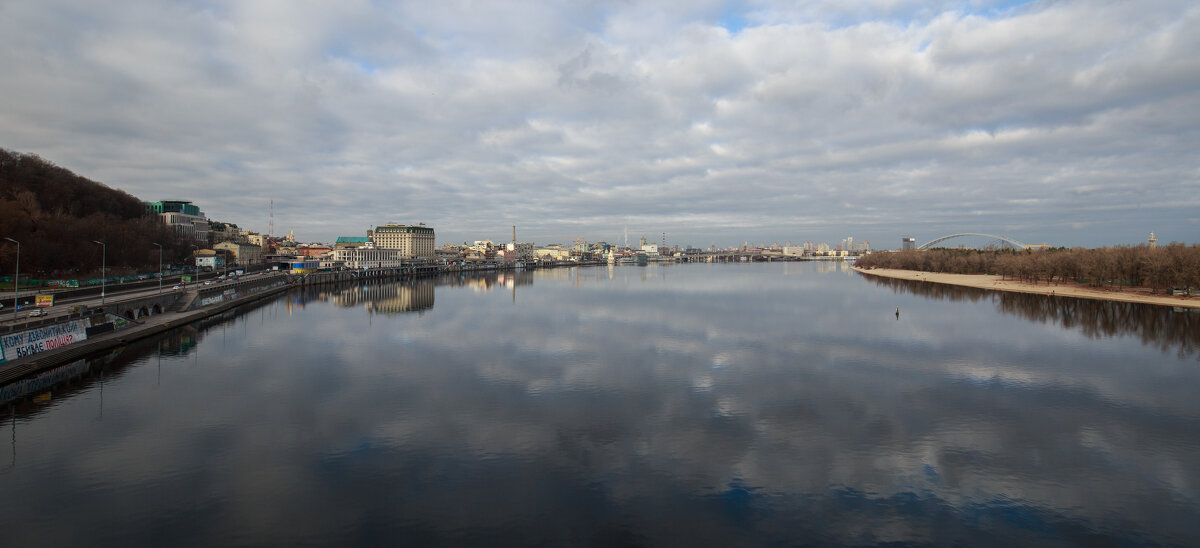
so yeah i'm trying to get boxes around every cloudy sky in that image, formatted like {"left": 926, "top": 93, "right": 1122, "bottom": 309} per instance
{"left": 1, "top": 0, "right": 1196, "bottom": 248}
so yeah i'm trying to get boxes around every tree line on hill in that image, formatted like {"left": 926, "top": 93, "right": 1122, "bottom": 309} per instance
{"left": 0, "top": 148, "right": 192, "bottom": 279}
{"left": 854, "top": 245, "right": 1200, "bottom": 293}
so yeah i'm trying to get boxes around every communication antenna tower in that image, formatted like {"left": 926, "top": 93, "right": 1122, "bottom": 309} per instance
{"left": 1148, "top": 232, "right": 1157, "bottom": 248}
{"left": 268, "top": 199, "right": 275, "bottom": 238}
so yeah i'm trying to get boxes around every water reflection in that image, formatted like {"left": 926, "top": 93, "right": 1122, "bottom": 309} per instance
{"left": 288, "top": 272, "right": 536, "bottom": 314}
{"left": 862, "top": 273, "right": 1200, "bottom": 359}
{"left": 0, "top": 264, "right": 1196, "bottom": 546}
{"left": 330, "top": 282, "right": 436, "bottom": 314}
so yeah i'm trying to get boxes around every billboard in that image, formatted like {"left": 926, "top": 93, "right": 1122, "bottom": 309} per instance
{"left": 0, "top": 319, "right": 92, "bottom": 363}
{"left": 36, "top": 295, "right": 54, "bottom": 307}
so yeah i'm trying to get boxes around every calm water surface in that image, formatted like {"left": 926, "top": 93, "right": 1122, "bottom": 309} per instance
{"left": 1, "top": 262, "right": 1198, "bottom": 546}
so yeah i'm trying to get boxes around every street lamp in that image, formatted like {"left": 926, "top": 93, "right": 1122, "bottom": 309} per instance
{"left": 152, "top": 242, "right": 163, "bottom": 294}
{"left": 3, "top": 237, "right": 16, "bottom": 321}
{"left": 93, "top": 240, "right": 106, "bottom": 305}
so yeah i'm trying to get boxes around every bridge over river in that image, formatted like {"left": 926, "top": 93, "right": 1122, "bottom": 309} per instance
{"left": 917, "top": 233, "right": 1032, "bottom": 250}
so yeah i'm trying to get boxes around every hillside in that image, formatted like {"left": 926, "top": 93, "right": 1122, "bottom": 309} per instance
{"left": 0, "top": 148, "right": 190, "bottom": 278}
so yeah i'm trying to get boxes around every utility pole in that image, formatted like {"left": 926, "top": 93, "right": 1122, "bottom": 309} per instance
{"left": 93, "top": 240, "right": 106, "bottom": 305}
{"left": 3, "top": 237, "right": 17, "bottom": 321}
{"left": 153, "top": 242, "right": 163, "bottom": 293}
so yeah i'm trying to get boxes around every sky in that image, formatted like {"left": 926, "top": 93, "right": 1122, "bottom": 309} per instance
{"left": 1, "top": 0, "right": 1197, "bottom": 249}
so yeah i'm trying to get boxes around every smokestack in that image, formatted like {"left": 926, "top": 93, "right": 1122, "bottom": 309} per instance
{"left": 513, "top": 225, "right": 516, "bottom": 247}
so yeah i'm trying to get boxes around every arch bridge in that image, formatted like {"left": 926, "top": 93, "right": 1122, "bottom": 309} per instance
{"left": 917, "top": 233, "right": 1028, "bottom": 250}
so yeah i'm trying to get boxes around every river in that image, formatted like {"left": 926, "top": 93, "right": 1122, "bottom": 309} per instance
{"left": 1, "top": 262, "right": 1197, "bottom": 546}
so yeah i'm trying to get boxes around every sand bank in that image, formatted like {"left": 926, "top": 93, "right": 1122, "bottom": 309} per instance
{"left": 852, "top": 267, "right": 1200, "bottom": 309}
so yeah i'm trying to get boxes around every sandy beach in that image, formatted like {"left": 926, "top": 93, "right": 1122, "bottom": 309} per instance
{"left": 852, "top": 267, "right": 1200, "bottom": 309}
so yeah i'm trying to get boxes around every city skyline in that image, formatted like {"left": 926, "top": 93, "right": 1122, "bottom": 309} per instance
{"left": 1, "top": 1, "right": 1197, "bottom": 248}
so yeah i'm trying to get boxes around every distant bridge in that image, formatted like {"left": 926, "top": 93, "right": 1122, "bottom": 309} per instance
{"left": 917, "top": 233, "right": 1029, "bottom": 250}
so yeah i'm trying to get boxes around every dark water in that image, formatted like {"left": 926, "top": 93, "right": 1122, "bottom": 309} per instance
{"left": 2, "top": 262, "right": 1198, "bottom": 546}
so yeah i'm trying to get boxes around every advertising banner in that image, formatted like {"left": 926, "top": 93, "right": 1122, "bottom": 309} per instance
{"left": 0, "top": 319, "right": 92, "bottom": 363}
{"left": 182, "top": 275, "right": 192, "bottom": 283}
{"left": 36, "top": 295, "right": 54, "bottom": 307}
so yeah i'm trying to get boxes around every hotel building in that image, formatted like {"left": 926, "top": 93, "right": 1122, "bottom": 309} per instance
{"left": 372, "top": 223, "right": 435, "bottom": 259}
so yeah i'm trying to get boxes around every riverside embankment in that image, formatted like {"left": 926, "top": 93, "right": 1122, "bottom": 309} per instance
{"left": 853, "top": 266, "right": 1200, "bottom": 309}
{"left": 0, "top": 274, "right": 293, "bottom": 384}
{"left": 0, "top": 262, "right": 606, "bottom": 384}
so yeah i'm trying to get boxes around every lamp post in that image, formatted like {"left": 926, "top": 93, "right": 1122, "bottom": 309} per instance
{"left": 152, "top": 242, "right": 163, "bottom": 294}
{"left": 93, "top": 240, "right": 106, "bottom": 305}
{"left": 3, "top": 237, "right": 16, "bottom": 321}
{"left": 189, "top": 244, "right": 198, "bottom": 285}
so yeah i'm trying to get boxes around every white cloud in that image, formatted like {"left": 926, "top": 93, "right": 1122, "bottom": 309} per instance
{"left": 0, "top": 0, "right": 1196, "bottom": 247}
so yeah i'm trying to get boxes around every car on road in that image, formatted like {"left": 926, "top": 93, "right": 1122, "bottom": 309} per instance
{"left": 204, "top": 280, "right": 214, "bottom": 285}
{"left": 28, "top": 309, "right": 45, "bottom": 317}
{"left": 172, "top": 285, "right": 182, "bottom": 290}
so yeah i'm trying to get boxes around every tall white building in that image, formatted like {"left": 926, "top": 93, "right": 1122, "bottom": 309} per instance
{"left": 372, "top": 223, "right": 435, "bottom": 259}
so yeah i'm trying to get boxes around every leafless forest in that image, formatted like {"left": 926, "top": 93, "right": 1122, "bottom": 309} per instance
{"left": 0, "top": 148, "right": 190, "bottom": 278}
{"left": 855, "top": 246, "right": 1200, "bottom": 293}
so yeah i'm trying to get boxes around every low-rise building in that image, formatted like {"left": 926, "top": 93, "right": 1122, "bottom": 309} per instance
{"left": 296, "top": 244, "right": 332, "bottom": 258}
{"left": 208, "top": 221, "right": 240, "bottom": 244}
{"left": 214, "top": 241, "right": 263, "bottom": 265}
{"left": 535, "top": 248, "right": 571, "bottom": 261}
{"left": 335, "top": 236, "right": 371, "bottom": 250}
{"left": 333, "top": 244, "right": 406, "bottom": 270}
{"left": 505, "top": 242, "right": 534, "bottom": 262}
{"left": 243, "top": 232, "right": 268, "bottom": 247}
{"left": 288, "top": 257, "right": 320, "bottom": 274}
{"left": 194, "top": 249, "right": 223, "bottom": 270}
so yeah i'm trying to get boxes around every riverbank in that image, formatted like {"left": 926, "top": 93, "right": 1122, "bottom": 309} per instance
{"left": 853, "top": 267, "right": 1200, "bottom": 309}
{"left": 0, "top": 282, "right": 291, "bottom": 384}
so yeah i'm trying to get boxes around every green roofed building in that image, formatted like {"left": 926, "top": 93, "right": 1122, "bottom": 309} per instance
{"left": 335, "top": 236, "right": 371, "bottom": 250}
{"left": 143, "top": 200, "right": 208, "bottom": 243}
{"left": 144, "top": 200, "right": 201, "bottom": 216}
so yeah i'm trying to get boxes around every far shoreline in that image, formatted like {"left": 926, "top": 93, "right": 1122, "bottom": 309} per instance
{"left": 852, "top": 266, "right": 1200, "bottom": 310}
